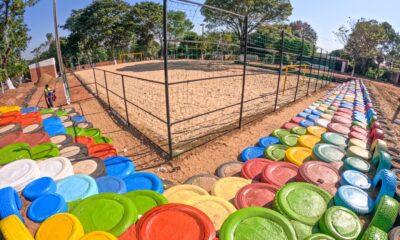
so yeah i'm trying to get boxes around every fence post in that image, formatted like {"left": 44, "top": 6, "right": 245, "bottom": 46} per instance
{"left": 306, "top": 45, "right": 315, "bottom": 96}
{"left": 320, "top": 51, "right": 327, "bottom": 89}
{"left": 121, "top": 75, "right": 130, "bottom": 126}
{"left": 314, "top": 48, "right": 323, "bottom": 92}
{"left": 103, "top": 70, "right": 111, "bottom": 109}
{"left": 331, "top": 56, "right": 336, "bottom": 83}
{"left": 294, "top": 37, "right": 304, "bottom": 102}
{"left": 238, "top": 15, "right": 248, "bottom": 128}
{"left": 274, "top": 30, "right": 285, "bottom": 112}
{"left": 92, "top": 68, "right": 98, "bottom": 96}
{"left": 327, "top": 55, "right": 333, "bottom": 85}
{"left": 163, "top": 0, "right": 173, "bottom": 160}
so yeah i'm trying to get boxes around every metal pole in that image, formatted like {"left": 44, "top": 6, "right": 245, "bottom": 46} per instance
{"left": 163, "top": 0, "right": 173, "bottom": 160}
{"left": 320, "top": 51, "right": 326, "bottom": 89}
{"left": 52, "top": 0, "right": 70, "bottom": 105}
{"left": 121, "top": 75, "right": 130, "bottom": 126}
{"left": 306, "top": 45, "right": 315, "bottom": 96}
{"left": 238, "top": 15, "right": 248, "bottom": 128}
{"left": 274, "top": 30, "right": 285, "bottom": 111}
{"left": 314, "top": 48, "right": 323, "bottom": 92}
{"left": 293, "top": 37, "right": 304, "bottom": 102}
{"left": 93, "top": 68, "right": 98, "bottom": 96}
{"left": 103, "top": 71, "right": 110, "bottom": 109}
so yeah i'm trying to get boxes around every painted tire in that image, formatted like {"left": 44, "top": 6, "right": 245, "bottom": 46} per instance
{"left": 304, "top": 233, "right": 335, "bottom": 240}
{"left": 184, "top": 174, "right": 219, "bottom": 193}
{"left": 240, "top": 147, "right": 265, "bottom": 162}
{"left": 219, "top": 207, "right": 297, "bottom": 240}
{"left": 257, "top": 136, "right": 280, "bottom": 148}
{"left": 23, "top": 123, "right": 43, "bottom": 134}
{"left": 372, "top": 169, "right": 397, "bottom": 205}
{"left": 280, "top": 134, "right": 299, "bottom": 147}
{"left": 360, "top": 226, "right": 388, "bottom": 240}
{"left": 274, "top": 182, "right": 332, "bottom": 225}
{"left": 343, "top": 157, "right": 371, "bottom": 173}
{"left": 216, "top": 161, "right": 244, "bottom": 178}
{"left": 321, "top": 132, "right": 347, "bottom": 148}
{"left": 264, "top": 144, "right": 289, "bottom": 161}
{"left": 389, "top": 226, "right": 400, "bottom": 240}
{"left": 272, "top": 129, "right": 290, "bottom": 138}
{"left": 334, "top": 185, "right": 374, "bottom": 215}
{"left": 340, "top": 170, "right": 371, "bottom": 190}
{"left": 312, "top": 143, "right": 346, "bottom": 163}
{"left": 50, "top": 134, "right": 73, "bottom": 147}
{"left": 370, "top": 195, "right": 399, "bottom": 233}
{"left": 0, "top": 123, "right": 21, "bottom": 136}
{"left": 59, "top": 143, "right": 88, "bottom": 160}
{"left": 291, "top": 220, "right": 319, "bottom": 240}
{"left": 319, "top": 206, "right": 362, "bottom": 240}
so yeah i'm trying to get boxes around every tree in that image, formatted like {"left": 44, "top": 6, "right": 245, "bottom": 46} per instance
{"left": 336, "top": 18, "right": 388, "bottom": 75}
{"left": 130, "top": 2, "right": 163, "bottom": 57}
{"left": 167, "top": 11, "right": 194, "bottom": 40}
{"left": 201, "top": 0, "right": 292, "bottom": 50}
{"left": 63, "top": 0, "right": 135, "bottom": 61}
{"left": 0, "top": 0, "right": 38, "bottom": 83}
{"left": 289, "top": 20, "right": 317, "bottom": 43}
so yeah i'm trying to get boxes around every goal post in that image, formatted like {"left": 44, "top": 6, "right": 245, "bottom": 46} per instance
{"left": 119, "top": 52, "right": 144, "bottom": 63}
{"left": 282, "top": 64, "right": 310, "bottom": 95}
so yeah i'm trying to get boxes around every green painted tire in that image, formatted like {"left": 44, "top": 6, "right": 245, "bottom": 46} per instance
{"left": 361, "top": 226, "right": 388, "bottom": 240}
{"left": 78, "top": 128, "right": 102, "bottom": 138}
{"left": 281, "top": 134, "right": 300, "bottom": 147}
{"left": 71, "top": 193, "right": 137, "bottom": 237}
{"left": 66, "top": 127, "right": 83, "bottom": 137}
{"left": 55, "top": 110, "right": 68, "bottom": 117}
{"left": 291, "top": 220, "right": 319, "bottom": 240}
{"left": 94, "top": 136, "right": 113, "bottom": 144}
{"left": 312, "top": 143, "right": 346, "bottom": 163}
{"left": 291, "top": 126, "right": 307, "bottom": 136}
{"left": 274, "top": 182, "right": 332, "bottom": 226}
{"left": 264, "top": 144, "right": 289, "bottom": 161}
{"left": 219, "top": 207, "right": 297, "bottom": 240}
{"left": 343, "top": 157, "right": 371, "bottom": 173}
{"left": 304, "top": 233, "right": 335, "bottom": 240}
{"left": 39, "top": 108, "right": 54, "bottom": 114}
{"left": 30, "top": 143, "right": 60, "bottom": 160}
{"left": 124, "top": 190, "right": 168, "bottom": 217}
{"left": 321, "top": 132, "right": 347, "bottom": 148}
{"left": 370, "top": 195, "right": 399, "bottom": 233}
{"left": 272, "top": 129, "right": 290, "bottom": 139}
{"left": 319, "top": 206, "right": 361, "bottom": 240}
{"left": 0, "top": 143, "right": 31, "bottom": 165}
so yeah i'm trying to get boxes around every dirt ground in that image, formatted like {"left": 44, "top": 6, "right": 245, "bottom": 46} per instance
{"left": 76, "top": 60, "right": 330, "bottom": 154}
{"left": 365, "top": 80, "right": 400, "bottom": 140}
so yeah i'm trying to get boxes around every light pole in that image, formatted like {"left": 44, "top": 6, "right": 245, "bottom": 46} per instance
{"left": 53, "top": 0, "right": 71, "bottom": 105}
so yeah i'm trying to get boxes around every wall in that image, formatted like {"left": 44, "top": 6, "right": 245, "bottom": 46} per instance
{"left": 29, "top": 58, "right": 57, "bottom": 83}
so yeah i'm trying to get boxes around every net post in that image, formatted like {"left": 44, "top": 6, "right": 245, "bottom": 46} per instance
{"left": 306, "top": 45, "right": 315, "bottom": 96}
{"left": 238, "top": 15, "right": 248, "bottom": 129}
{"left": 93, "top": 68, "right": 98, "bottom": 96}
{"left": 294, "top": 36, "right": 305, "bottom": 102}
{"left": 274, "top": 30, "right": 285, "bottom": 112}
{"left": 103, "top": 70, "right": 111, "bottom": 109}
{"left": 121, "top": 75, "right": 130, "bottom": 126}
{"left": 315, "top": 48, "right": 323, "bottom": 92}
{"left": 163, "top": 0, "right": 173, "bottom": 160}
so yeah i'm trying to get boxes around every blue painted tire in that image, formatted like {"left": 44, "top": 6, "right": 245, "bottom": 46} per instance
{"left": 298, "top": 112, "right": 308, "bottom": 118}
{"left": 372, "top": 169, "right": 397, "bottom": 205}
{"left": 334, "top": 185, "right": 374, "bottom": 215}
{"left": 258, "top": 136, "right": 280, "bottom": 148}
{"left": 241, "top": 147, "right": 265, "bottom": 162}
{"left": 300, "top": 120, "right": 314, "bottom": 128}
{"left": 340, "top": 170, "right": 371, "bottom": 190}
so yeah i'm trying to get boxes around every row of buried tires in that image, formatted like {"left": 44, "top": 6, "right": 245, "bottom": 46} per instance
{"left": 0, "top": 79, "right": 398, "bottom": 240}
{"left": 158, "top": 79, "right": 400, "bottom": 240}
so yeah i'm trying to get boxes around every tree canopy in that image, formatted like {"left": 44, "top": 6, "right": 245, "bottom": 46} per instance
{"left": 336, "top": 18, "right": 397, "bottom": 76}
{"left": 0, "top": 0, "right": 38, "bottom": 81}
{"left": 289, "top": 20, "right": 317, "bottom": 43}
{"left": 201, "top": 0, "right": 293, "bottom": 46}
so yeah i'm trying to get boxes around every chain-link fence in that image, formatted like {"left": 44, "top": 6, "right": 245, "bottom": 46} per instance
{"left": 76, "top": 0, "right": 338, "bottom": 159}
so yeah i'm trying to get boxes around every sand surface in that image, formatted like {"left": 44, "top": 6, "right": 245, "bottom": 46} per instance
{"left": 76, "top": 59, "right": 329, "bottom": 154}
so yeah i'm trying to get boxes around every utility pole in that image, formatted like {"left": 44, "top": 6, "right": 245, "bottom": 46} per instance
{"left": 53, "top": 0, "right": 70, "bottom": 104}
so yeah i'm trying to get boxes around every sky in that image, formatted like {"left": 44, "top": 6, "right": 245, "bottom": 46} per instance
{"left": 22, "top": 0, "right": 400, "bottom": 60}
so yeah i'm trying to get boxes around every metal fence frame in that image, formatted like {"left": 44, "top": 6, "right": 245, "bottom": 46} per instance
{"left": 87, "top": 0, "right": 336, "bottom": 160}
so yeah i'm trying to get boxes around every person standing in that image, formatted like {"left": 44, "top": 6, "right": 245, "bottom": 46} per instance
{"left": 44, "top": 84, "right": 54, "bottom": 108}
